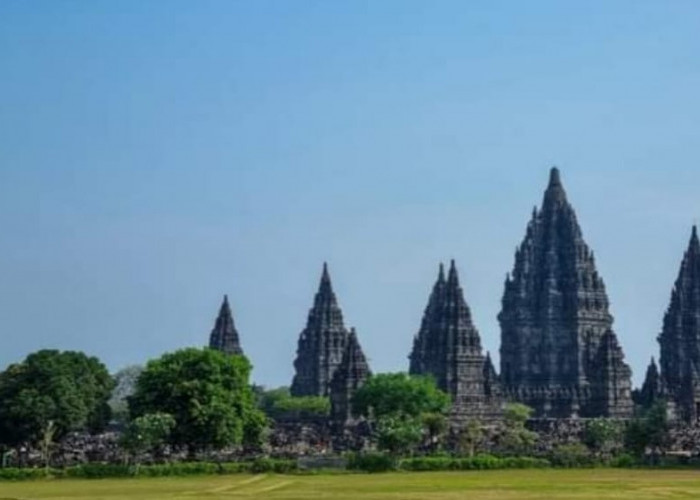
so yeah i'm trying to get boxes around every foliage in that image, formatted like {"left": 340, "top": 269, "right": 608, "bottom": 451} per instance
{"left": 456, "top": 419, "right": 484, "bottom": 457}
{"left": 346, "top": 452, "right": 397, "bottom": 473}
{"left": 548, "top": 443, "right": 593, "bottom": 468}
{"left": 398, "top": 455, "right": 550, "bottom": 471}
{"left": 0, "top": 350, "right": 114, "bottom": 447}
{"left": 120, "top": 412, "right": 176, "bottom": 464}
{"left": 256, "top": 386, "right": 330, "bottom": 419}
{"left": 109, "top": 365, "right": 144, "bottom": 425}
{"left": 584, "top": 418, "right": 623, "bottom": 457}
{"left": 375, "top": 415, "right": 424, "bottom": 455}
{"left": 128, "top": 348, "right": 266, "bottom": 453}
{"left": 498, "top": 403, "right": 538, "bottom": 456}
{"left": 624, "top": 402, "right": 670, "bottom": 457}
{"left": 352, "top": 373, "right": 450, "bottom": 419}
{"left": 352, "top": 373, "right": 450, "bottom": 455}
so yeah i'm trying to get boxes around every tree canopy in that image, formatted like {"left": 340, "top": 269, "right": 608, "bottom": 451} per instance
{"left": 128, "top": 348, "right": 266, "bottom": 453}
{"left": 0, "top": 350, "right": 114, "bottom": 447}
{"left": 352, "top": 373, "right": 450, "bottom": 455}
{"left": 352, "top": 373, "right": 450, "bottom": 420}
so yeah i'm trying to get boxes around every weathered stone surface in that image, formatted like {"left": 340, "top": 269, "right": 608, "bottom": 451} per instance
{"left": 499, "top": 168, "right": 633, "bottom": 418}
{"left": 330, "top": 328, "right": 371, "bottom": 424}
{"left": 208, "top": 295, "right": 244, "bottom": 356}
{"left": 658, "top": 226, "right": 700, "bottom": 422}
{"left": 291, "top": 263, "right": 350, "bottom": 397}
{"left": 409, "top": 261, "right": 502, "bottom": 417}
{"left": 636, "top": 357, "right": 663, "bottom": 409}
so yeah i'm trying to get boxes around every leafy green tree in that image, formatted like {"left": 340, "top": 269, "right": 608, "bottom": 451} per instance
{"left": 376, "top": 415, "right": 424, "bottom": 455}
{"left": 120, "top": 412, "right": 176, "bottom": 466}
{"left": 625, "top": 401, "right": 670, "bottom": 458}
{"left": 353, "top": 373, "right": 450, "bottom": 455}
{"left": 498, "top": 403, "right": 538, "bottom": 455}
{"left": 128, "top": 348, "right": 266, "bottom": 455}
{"left": 0, "top": 350, "right": 114, "bottom": 450}
{"left": 457, "top": 419, "right": 484, "bottom": 457}
{"left": 352, "top": 373, "right": 450, "bottom": 419}
{"left": 584, "top": 418, "right": 623, "bottom": 458}
{"left": 255, "top": 386, "right": 330, "bottom": 419}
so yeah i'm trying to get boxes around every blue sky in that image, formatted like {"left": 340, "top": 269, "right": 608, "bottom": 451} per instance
{"left": 1, "top": 1, "right": 699, "bottom": 387}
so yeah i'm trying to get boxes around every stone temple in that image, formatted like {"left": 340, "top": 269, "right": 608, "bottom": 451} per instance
{"left": 499, "top": 168, "right": 633, "bottom": 418}
{"left": 409, "top": 261, "right": 502, "bottom": 417}
{"left": 291, "top": 263, "right": 351, "bottom": 397}
{"left": 208, "top": 295, "right": 244, "bottom": 356}
{"left": 657, "top": 226, "right": 700, "bottom": 422}
{"left": 330, "top": 328, "right": 371, "bottom": 423}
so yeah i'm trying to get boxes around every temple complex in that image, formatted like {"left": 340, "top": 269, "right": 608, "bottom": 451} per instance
{"left": 208, "top": 295, "right": 244, "bottom": 356}
{"left": 498, "top": 168, "right": 633, "bottom": 418}
{"left": 291, "top": 263, "right": 351, "bottom": 397}
{"left": 657, "top": 226, "right": 700, "bottom": 422}
{"left": 409, "top": 261, "right": 502, "bottom": 417}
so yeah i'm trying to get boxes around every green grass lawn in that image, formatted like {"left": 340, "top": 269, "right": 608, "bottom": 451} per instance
{"left": 2, "top": 469, "right": 700, "bottom": 500}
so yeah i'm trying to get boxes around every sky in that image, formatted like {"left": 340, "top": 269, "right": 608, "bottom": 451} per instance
{"left": 1, "top": 1, "right": 700, "bottom": 387}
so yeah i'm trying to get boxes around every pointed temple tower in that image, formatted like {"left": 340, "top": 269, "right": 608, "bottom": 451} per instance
{"left": 499, "top": 168, "right": 633, "bottom": 418}
{"left": 330, "top": 328, "right": 371, "bottom": 423}
{"left": 409, "top": 261, "right": 502, "bottom": 417}
{"left": 291, "top": 263, "right": 350, "bottom": 397}
{"left": 658, "top": 226, "right": 700, "bottom": 422}
{"left": 637, "top": 357, "right": 663, "bottom": 410}
{"left": 208, "top": 295, "right": 244, "bottom": 356}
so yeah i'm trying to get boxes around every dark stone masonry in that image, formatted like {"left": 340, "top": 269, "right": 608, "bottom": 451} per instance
{"left": 291, "top": 263, "right": 352, "bottom": 397}
{"left": 208, "top": 295, "right": 244, "bottom": 356}
{"left": 498, "top": 168, "right": 633, "bottom": 418}
{"left": 330, "top": 328, "right": 371, "bottom": 424}
{"left": 409, "top": 261, "right": 502, "bottom": 418}
{"left": 658, "top": 226, "right": 700, "bottom": 422}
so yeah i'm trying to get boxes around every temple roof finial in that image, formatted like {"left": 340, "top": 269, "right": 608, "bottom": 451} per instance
{"left": 447, "top": 259, "right": 459, "bottom": 284}
{"left": 549, "top": 166, "right": 561, "bottom": 187}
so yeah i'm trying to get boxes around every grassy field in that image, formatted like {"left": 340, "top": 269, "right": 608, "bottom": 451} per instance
{"left": 2, "top": 469, "right": 700, "bottom": 500}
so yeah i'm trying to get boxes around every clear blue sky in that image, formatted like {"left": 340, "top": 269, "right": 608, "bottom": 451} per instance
{"left": 1, "top": 1, "right": 699, "bottom": 387}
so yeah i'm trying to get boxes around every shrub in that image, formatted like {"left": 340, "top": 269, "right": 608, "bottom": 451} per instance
{"left": 250, "top": 458, "right": 298, "bottom": 473}
{"left": 398, "top": 455, "right": 549, "bottom": 471}
{"left": 346, "top": 452, "right": 397, "bottom": 473}
{"left": 0, "top": 468, "right": 53, "bottom": 480}
{"left": 548, "top": 443, "right": 594, "bottom": 468}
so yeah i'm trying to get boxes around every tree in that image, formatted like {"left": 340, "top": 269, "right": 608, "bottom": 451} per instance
{"left": 109, "top": 365, "right": 144, "bottom": 425}
{"left": 0, "top": 350, "right": 114, "bottom": 450}
{"left": 120, "top": 412, "right": 176, "bottom": 466}
{"left": 256, "top": 386, "right": 330, "bottom": 419}
{"left": 352, "top": 373, "right": 450, "bottom": 420}
{"left": 584, "top": 418, "right": 623, "bottom": 458}
{"left": 128, "top": 348, "right": 266, "bottom": 455}
{"left": 352, "top": 373, "right": 450, "bottom": 455}
{"left": 625, "top": 401, "right": 670, "bottom": 459}
{"left": 498, "top": 403, "right": 537, "bottom": 456}
{"left": 457, "top": 419, "right": 484, "bottom": 457}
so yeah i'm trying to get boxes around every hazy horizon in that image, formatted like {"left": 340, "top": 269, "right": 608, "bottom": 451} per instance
{"left": 2, "top": 1, "right": 700, "bottom": 387}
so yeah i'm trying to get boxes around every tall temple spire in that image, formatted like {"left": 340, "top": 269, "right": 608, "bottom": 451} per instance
{"left": 410, "top": 261, "right": 501, "bottom": 417}
{"left": 499, "top": 168, "right": 632, "bottom": 417}
{"left": 291, "top": 263, "right": 350, "bottom": 397}
{"left": 637, "top": 357, "right": 663, "bottom": 410}
{"left": 658, "top": 225, "right": 700, "bottom": 421}
{"left": 208, "top": 295, "right": 244, "bottom": 356}
{"left": 330, "top": 328, "right": 371, "bottom": 424}
{"left": 543, "top": 166, "right": 568, "bottom": 207}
